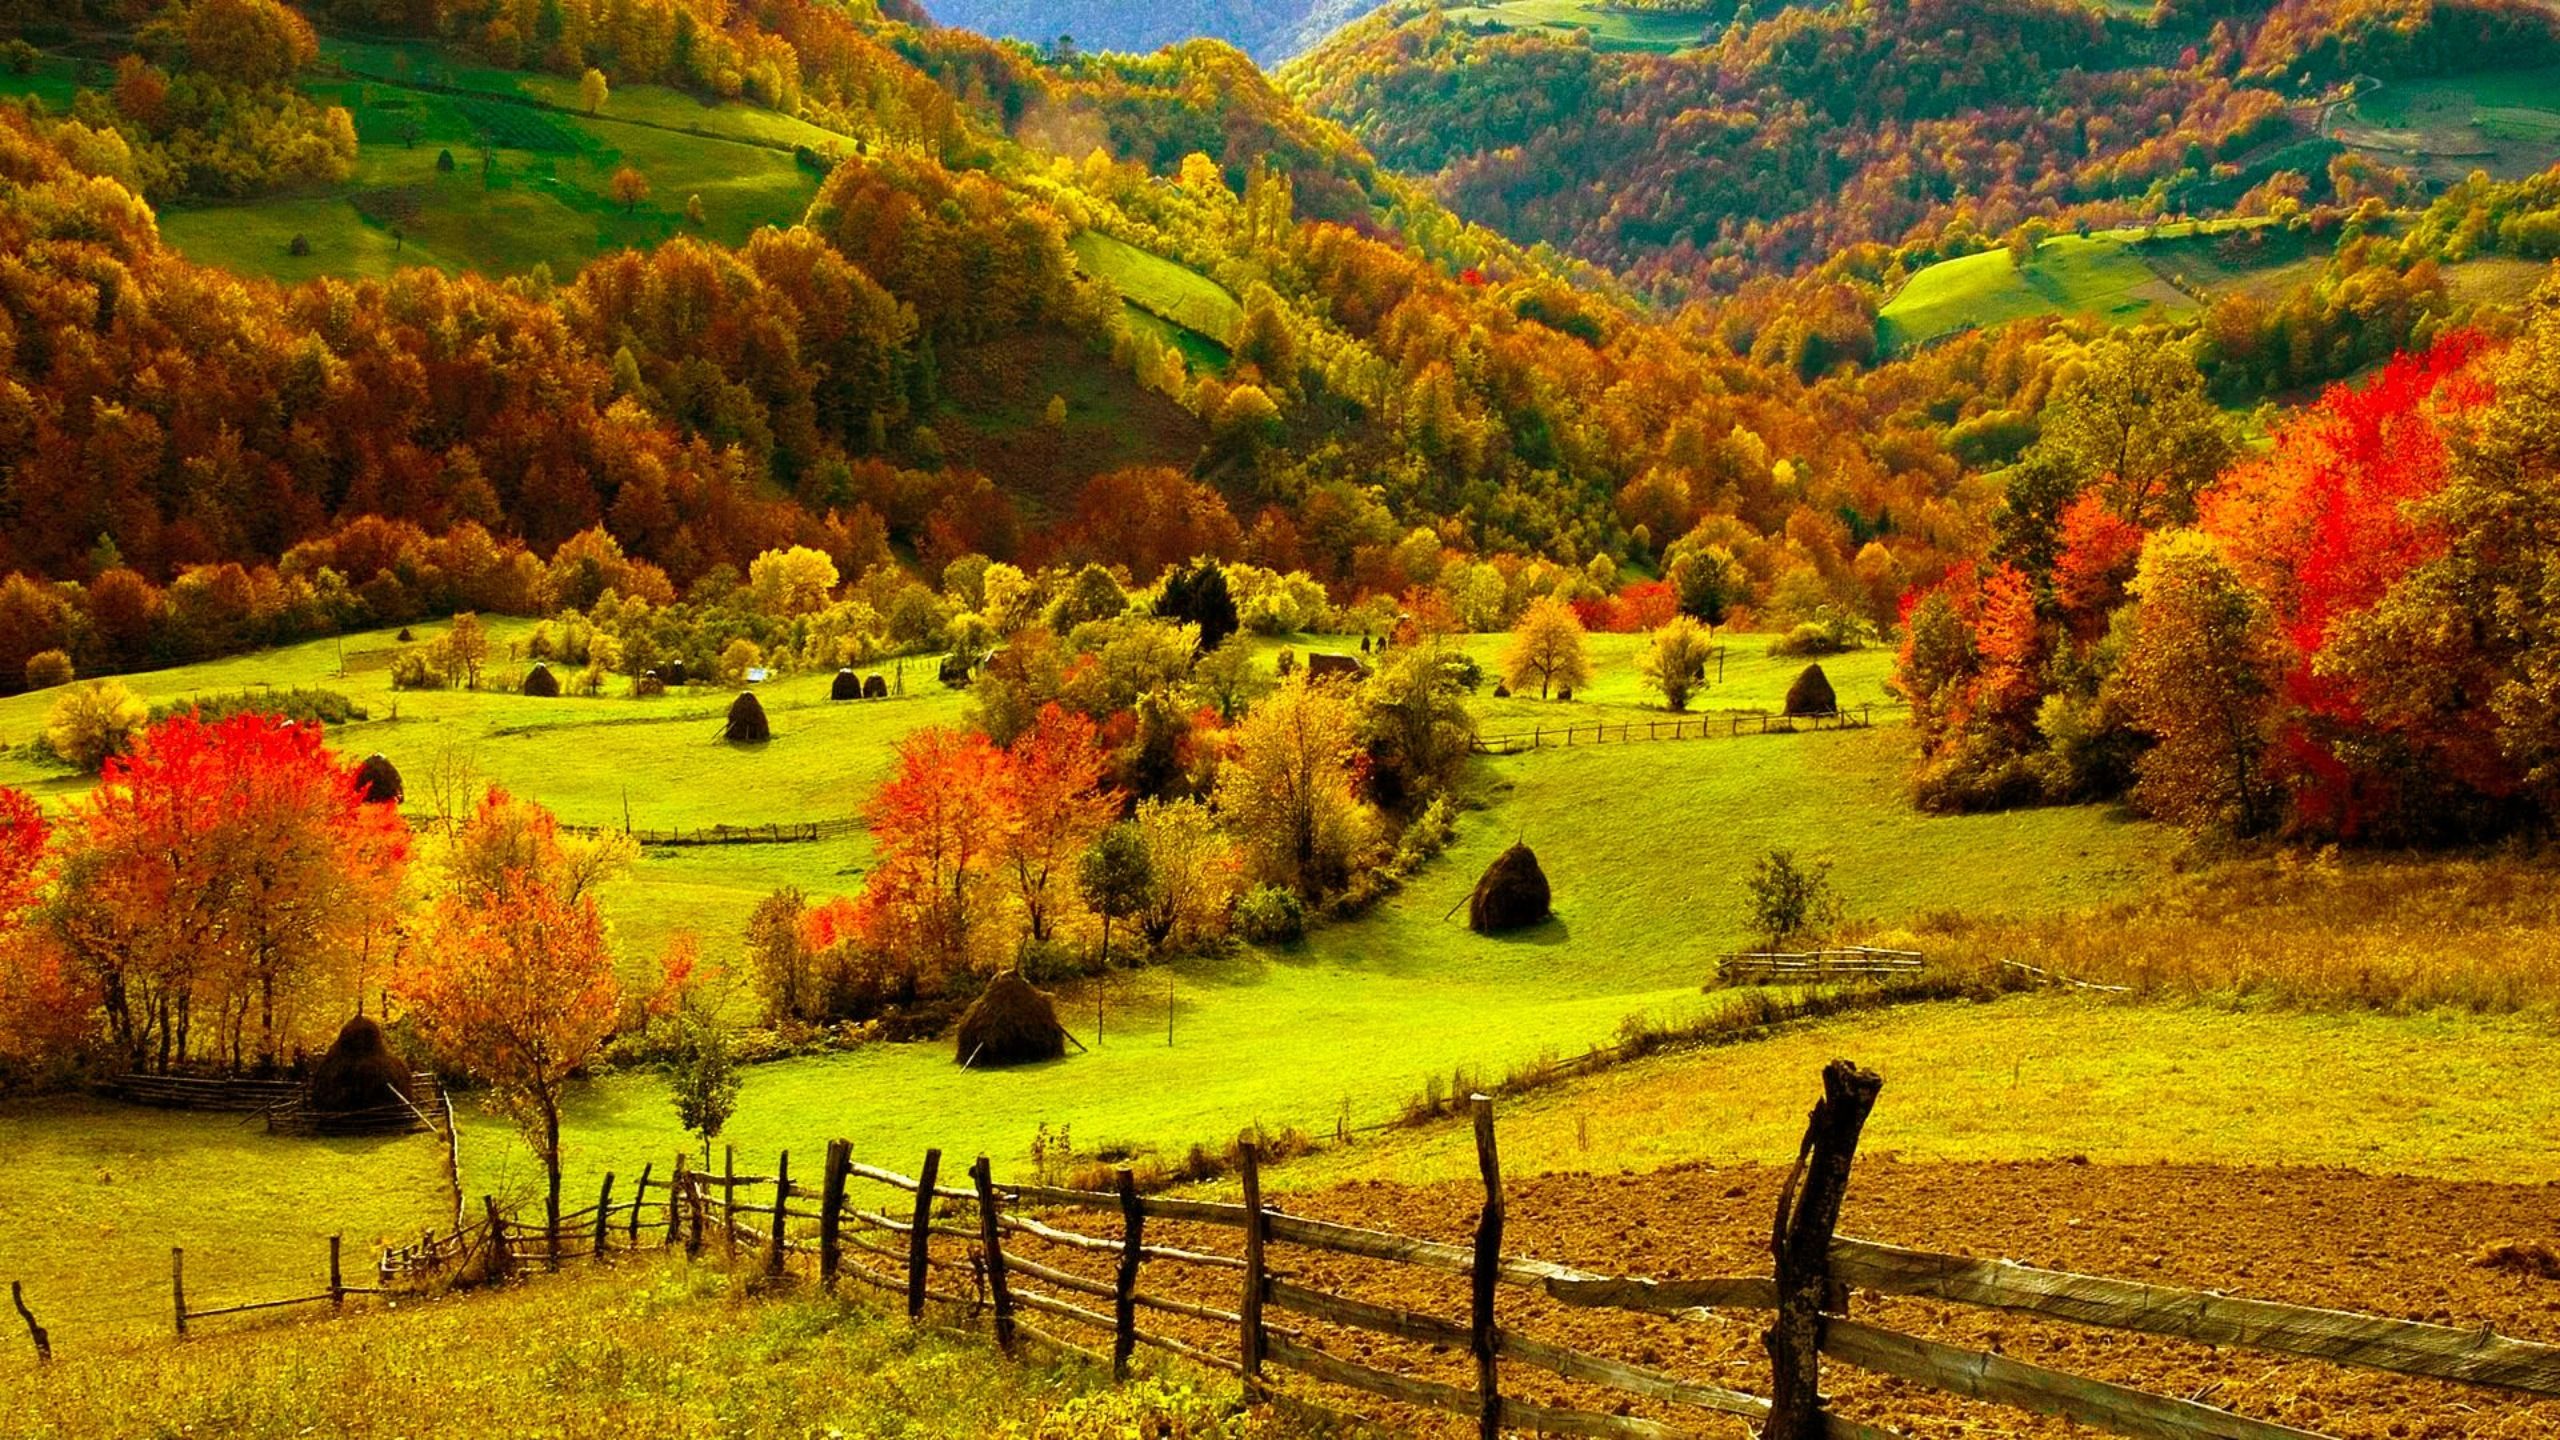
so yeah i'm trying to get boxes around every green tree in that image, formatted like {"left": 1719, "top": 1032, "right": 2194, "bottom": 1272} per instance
{"left": 1075, "top": 822, "right": 1154, "bottom": 1040}
{"left": 745, "top": 887, "right": 813, "bottom": 1023}
{"left": 665, "top": 1002, "right": 740, "bottom": 1167}
{"left": 2027, "top": 330, "right": 2239, "bottom": 529}
{"left": 1357, "top": 641, "right": 1477, "bottom": 807}
{"left": 1744, "top": 849, "right": 1841, "bottom": 951}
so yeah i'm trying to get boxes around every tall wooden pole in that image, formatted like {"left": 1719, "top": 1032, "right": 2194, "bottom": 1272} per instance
{"left": 170, "top": 1247, "right": 187, "bottom": 1338}
{"left": 1238, "top": 1141, "right": 1267, "bottom": 1391}
{"left": 818, "top": 1140, "right": 851, "bottom": 1291}
{"left": 908, "top": 1149, "right": 942, "bottom": 1321}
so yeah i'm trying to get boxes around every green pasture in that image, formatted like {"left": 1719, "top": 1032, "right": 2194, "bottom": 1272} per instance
{"left": 1879, "top": 232, "right": 2197, "bottom": 353}
{"left": 2340, "top": 67, "right": 2560, "bottom": 183}
{"left": 151, "top": 37, "right": 838, "bottom": 283}
{"left": 0, "top": 52, "right": 82, "bottom": 113}
{"left": 1068, "top": 230, "right": 1244, "bottom": 347}
{"left": 1438, "top": 0, "right": 1717, "bottom": 53}
{"left": 1269, "top": 992, "right": 2560, "bottom": 1192}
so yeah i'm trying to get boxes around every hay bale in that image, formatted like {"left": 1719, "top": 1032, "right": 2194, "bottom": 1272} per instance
{"left": 522, "top": 662, "right": 561, "bottom": 698}
{"left": 725, "top": 690, "right": 770, "bottom": 743}
{"left": 954, "top": 971, "right": 1066, "bottom": 1067}
{"left": 831, "top": 668, "right": 861, "bottom": 701}
{"left": 862, "top": 673, "right": 888, "bottom": 699}
{"left": 395, "top": 626, "right": 414, "bottom": 643}
{"left": 309, "top": 1014, "right": 413, "bottom": 1115}
{"left": 353, "top": 753, "right": 404, "bottom": 805}
{"left": 663, "top": 659, "right": 690, "bottom": 687}
{"left": 1492, "top": 683, "right": 1511, "bottom": 699}
{"left": 1306, "top": 652, "right": 1369, "bottom": 682}
{"left": 635, "top": 670, "right": 666, "bottom": 697}
{"left": 1556, "top": 686, "right": 1573, "bottom": 702}
{"left": 1784, "top": 663, "right": 1837, "bottom": 717}
{"left": 1468, "top": 843, "right": 1551, "bottom": 934}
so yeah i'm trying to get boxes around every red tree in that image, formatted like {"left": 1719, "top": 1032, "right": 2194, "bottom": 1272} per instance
{"left": 998, "top": 705, "right": 1115, "bottom": 944}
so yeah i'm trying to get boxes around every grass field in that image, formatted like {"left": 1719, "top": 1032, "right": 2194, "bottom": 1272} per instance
{"left": 143, "top": 36, "right": 842, "bottom": 283}
{"left": 1263, "top": 991, "right": 2560, "bottom": 1192}
{"left": 1437, "top": 0, "right": 1720, "bottom": 53}
{"left": 1069, "top": 230, "right": 1244, "bottom": 348}
{"left": 1879, "top": 232, "right": 2199, "bottom": 353}
{"left": 6, "top": 1255, "right": 1238, "bottom": 1433}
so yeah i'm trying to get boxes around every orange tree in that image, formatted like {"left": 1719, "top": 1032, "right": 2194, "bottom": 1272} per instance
{"left": 997, "top": 704, "right": 1115, "bottom": 945}
{"left": 858, "top": 728, "right": 1013, "bottom": 987}
{"left": 43, "top": 713, "right": 407, "bottom": 1072}
{"left": 400, "top": 789, "right": 622, "bottom": 1261}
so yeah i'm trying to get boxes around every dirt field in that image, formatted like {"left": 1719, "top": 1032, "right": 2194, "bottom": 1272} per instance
{"left": 1001, "top": 1159, "right": 2560, "bottom": 1437}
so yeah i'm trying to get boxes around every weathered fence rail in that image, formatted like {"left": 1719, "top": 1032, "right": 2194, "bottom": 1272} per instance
{"left": 1475, "top": 704, "right": 1874, "bottom": 755}
{"left": 1718, "top": 947, "right": 1925, "bottom": 983}
{"left": 226, "top": 1067, "right": 2559, "bottom": 1438}
{"left": 556, "top": 818, "right": 857, "bottom": 847}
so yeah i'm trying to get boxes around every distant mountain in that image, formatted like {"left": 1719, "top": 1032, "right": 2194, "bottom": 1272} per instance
{"left": 916, "top": 0, "right": 1386, "bottom": 63}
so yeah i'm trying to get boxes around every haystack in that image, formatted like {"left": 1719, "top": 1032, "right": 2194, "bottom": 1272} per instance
{"left": 635, "top": 670, "right": 666, "bottom": 697}
{"left": 309, "top": 1014, "right": 413, "bottom": 1115}
{"left": 725, "top": 690, "right": 770, "bottom": 743}
{"left": 954, "top": 972, "right": 1066, "bottom": 1067}
{"left": 522, "top": 662, "right": 561, "bottom": 697}
{"left": 353, "top": 753, "right": 404, "bottom": 805}
{"left": 831, "top": 668, "right": 861, "bottom": 700}
{"left": 663, "top": 659, "right": 690, "bottom": 687}
{"left": 1784, "top": 663, "right": 1836, "bottom": 717}
{"left": 1468, "top": 843, "right": 1551, "bottom": 933}
{"left": 862, "top": 673, "right": 888, "bottom": 699}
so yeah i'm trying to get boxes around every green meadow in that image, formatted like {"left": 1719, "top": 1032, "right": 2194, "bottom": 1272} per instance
{"left": 1069, "top": 229, "right": 1245, "bottom": 350}
{"left": 1438, "top": 0, "right": 1719, "bottom": 53}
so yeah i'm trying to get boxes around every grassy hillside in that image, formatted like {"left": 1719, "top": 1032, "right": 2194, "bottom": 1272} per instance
{"left": 1435, "top": 0, "right": 1717, "bottom": 54}
{"left": 2334, "top": 65, "right": 2560, "bottom": 186}
{"left": 1068, "top": 229, "right": 1244, "bottom": 348}
{"left": 138, "top": 37, "right": 842, "bottom": 283}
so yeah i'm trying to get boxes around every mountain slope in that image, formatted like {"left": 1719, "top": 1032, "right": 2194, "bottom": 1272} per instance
{"left": 1284, "top": 0, "right": 2560, "bottom": 295}
{"left": 916, "top": 0, "right": 1388, "bottom": 65}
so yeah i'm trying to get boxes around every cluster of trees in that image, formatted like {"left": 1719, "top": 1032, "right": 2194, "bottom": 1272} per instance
{"left": 61, "top": 0, "right": 355, "bottom": 201}
{"left": 1898, "top": 279, "right": 2560, "bottom": 843}
{"left": 1285, "top": 0, "right": 2560, "bottom": 294}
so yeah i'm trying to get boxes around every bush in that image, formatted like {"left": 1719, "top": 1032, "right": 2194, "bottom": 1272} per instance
{"left": 151, "top": 687, "right": 366, "bottom": 728}
{"left": 1766, "top": 606, "right": 1880, "bottom": 657}
{"left": 22, "top": 649, "right": 72, "bottom": 690}
{"left": 1235, "top": 885, "right": 1307, "bottom": 945}
{"left": 45, "top": 680, "right": 147, "bottom": 772}
{"left": 391, "top": 651, "right": 444, "bottom": 690}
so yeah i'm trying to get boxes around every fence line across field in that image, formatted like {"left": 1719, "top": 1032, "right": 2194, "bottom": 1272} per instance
{"left": 147, "top": 1069, "right": 2560, "bottom": 1437}
{"left": 1474, "top": 704, "right": 1874, "bottom": 755}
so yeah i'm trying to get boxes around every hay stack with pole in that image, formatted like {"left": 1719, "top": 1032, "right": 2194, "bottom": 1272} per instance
{"left": 1783, "top": 663, "right": 1837, "bottom": 717}
{"left": 522, "top": 662, "right": 561, "bottom": 697}
{"left": 309, "top": 1014, "right": 414, "bottom": 1118}
{"left": 862, "top": 673, "right": 888, "bottom": 699}
{"left": 831, "top": 668, "right": 861, "bottom": 700}
{"left": 353, "top": 753, "right": 403, "bottom": 806}
{"left": 724, "top": 690, "right": 770, "bottom": 743}
{"left": 663, "top": 659, "right": 689, "bottom": 687}
{"left": 954, "top": 972, "right": 1066, "bottom": 1067}
{"left": 1467, "top": 842, "right": 1551, "bottom": 933}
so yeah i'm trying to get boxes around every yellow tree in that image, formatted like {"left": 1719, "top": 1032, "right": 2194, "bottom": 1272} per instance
{"left": 609, "top": 165, "right": 651, "bottom": 214}
{"left": 1503, "top": 595, "right": 1591, "bottom": 699}
{"left": 579, "top": 67, "right": 609, "bottom": 115}
{"left": 1640, "top": 617, "right": 1716, "bottom": 711}
{"left": 401, "top": 789, "right": 625, "bottom": 1265}
{"left": 1213, "top": 676, "right": 1373, "bottom": 897}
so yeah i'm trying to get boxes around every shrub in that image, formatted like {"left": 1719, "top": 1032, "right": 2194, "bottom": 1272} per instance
{"left": 391, "top": 651, "right": 444, "bottom": 690}
{"left": 151, "top": 687, "right": 365, "bottom": 728}
{"left": 1766, "top": 606, "right": 1880, "bottom": 657}
{"left": 22, "top": 649, "right": 72, "bottom": 691}
{"left": 44, "top": 680, "right": 147, "bottom": 772}
{"left": 1235, "top": 885, "right": 1307, "bottom": 945}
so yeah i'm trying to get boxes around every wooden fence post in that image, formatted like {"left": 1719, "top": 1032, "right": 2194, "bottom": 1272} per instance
{"left": 768, "top": 1150, "right": 791, "bottom": 1279}
{"left": 329, "top": 1234, "right": 344, "bottom": 1309}
{"left": 1763, "top": 1060, "right": 1885, "bottom": 1440}
{"left": 666, "top": 1154, "right": 688, "bottom": 1249}
{"left": 170, "top": 1247, "right": 186, "bottom": 1338}
{"left": 908, "top": 1149, "right": 942, "bottom": 1321}
{"left": 970, "top": 1155, "right": 1015, "bottom": 1355}
{"left": 595, "top": 1172, "right": 616, "bottom": 1259}
{"left": 631, "top": 1162, "right": 653, "bottom": 1248}
{"left": 687, "top": 1167, "right": 706, "bottom": 1258}
{"left": 10, "top": 1281, "right": 47, "bottom": 1362}
{"left": 484, "top": 1194, "right": 510, "bottom": 1281}
{"left": 723, "top": 1144, "right": 737, "bottom": 1259}
{"left": 819, "top": 1139, "right": 850, "bottom": 1291}
{"left": 1469, "top": 1095, "right": 1502, "bottom": 1440}
{"left": 1113, "top": 1167, "right": 1145, "bottom": 1381}
{"left": 1238, "top": 1141, "right": 1267, "bottom": 1392}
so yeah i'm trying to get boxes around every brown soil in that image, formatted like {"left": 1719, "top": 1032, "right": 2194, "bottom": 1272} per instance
{"left": 1004, "top": 1159, "right": 2560, "bottom": 1437}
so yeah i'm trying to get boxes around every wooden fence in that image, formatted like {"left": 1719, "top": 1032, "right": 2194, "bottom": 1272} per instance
{"left": 339, "top": 1066, "right": 2560, "bottom": 1438}
{"left": 170, "top": 1236, "right": 378, "bottom": 1337}
{"left": 556, "top": 818, "right": 858, "bottom": 847}
{"left": 1476, "top": 705, "right": 1874, "bottom": 756}
{"left": 1718, "top": 947, "right": 1925, "bottom": 983}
